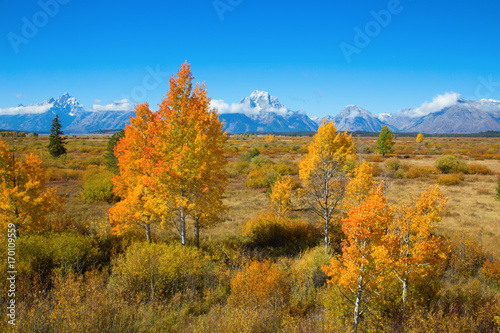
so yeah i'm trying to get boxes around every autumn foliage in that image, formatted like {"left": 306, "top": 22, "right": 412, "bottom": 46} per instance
{"left": 0, "top": 141, "right": 62, "bottom": 235}
{"left": 109, "top": 62, "right": 228, "bottom": 245}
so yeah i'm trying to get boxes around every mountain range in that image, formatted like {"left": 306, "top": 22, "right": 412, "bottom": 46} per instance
{"left": 1, "top": 91, "right": 499, "bottom": 134}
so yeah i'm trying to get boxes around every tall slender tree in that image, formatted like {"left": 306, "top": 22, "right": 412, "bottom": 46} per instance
{"left": 299, "top": 119, "right": 356, "bottom": 248}
{"left": 376, "top": 125, "right": 394, "bottom": 157}
{"left": 47, "top": 114, "right": 67, "bottom": 157}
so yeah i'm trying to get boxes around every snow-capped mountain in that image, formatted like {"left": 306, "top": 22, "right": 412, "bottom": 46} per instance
{"left": 333, "top": 105, "right": 389, "bottom": 132}
{"left": 218, "top": 91, "right": 318, "bottom": 133}
{"left": 0, "top": 93, "right": 133, "bottom": 133}
{"left": 1, "top": 92, "right": 500, "bottom": 134}
{"left": 386, "top": 98, "right": 500, "bottom": 133}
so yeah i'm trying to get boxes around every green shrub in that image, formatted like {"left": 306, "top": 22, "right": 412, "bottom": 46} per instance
{"left": 81, "top": 168, "right": 117, "bottom": 203}
{"left": 109, "top": 242, "right": 221, "bottom": 301}
{"left": 239, "top": 148, "right": 261, "bottom": 162}
{"left": 435, "top": 155, "right": 468, "bottom": 174}
{"left": 245, "top": 168, "right": 278, "bottom": 189}
{"left": 394, "top": 169, "right": 407, "bottom": 179}
{"left": 385, "top": 157, "right": 402, "bottom": 171}
{"left": 226, "top": 161, "right": 250, "bottom": 178}
{"left": 249, "top": 155, "right": 274, "bottom": 170}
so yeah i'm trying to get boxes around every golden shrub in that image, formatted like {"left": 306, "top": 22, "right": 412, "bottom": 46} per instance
{"left": 229, "top": 259, "right": 289, "bottom": 308}
{"left": 437, "top": 173, "right": 464, "bottom": 185}
{"left": 467, "top": 163, "right": 494, "bottom": 175}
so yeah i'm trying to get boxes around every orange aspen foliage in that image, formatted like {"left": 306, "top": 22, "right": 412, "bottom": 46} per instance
{"left": 322, "top": 184, "right": 393, "bottom": 333}
{"left": 388, "top": 186, "right": 448, "bottom": 308}
{"left": 108, "top": 62, "right": 228, "bottom": 246}
{"left": 0, "top": 141, "right": 63, "bottom": 236}
{"left": 229, "top": 260, "right": 289, "bottom": 309}
{"left": 299, "top": 118, "right": 357, "bottom": 248}
{"left": 109, "top": 103, "right": 159, "bottom": 242}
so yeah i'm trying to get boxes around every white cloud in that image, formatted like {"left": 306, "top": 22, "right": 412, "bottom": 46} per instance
{"left": 0, "top": 101, "right": 53, "bottom": 115}
{"left": 210, "top": 99, "right": 290, "bottom": 116}
{"left": 14, "top": 93, "right": 24, "bottom": 98}
{"left": 91, "top": 99, "right": 134, "bottom": 112}
{"left": 409, "top": 92, "right": 461, "bottom": 117}
{"left": 93, "top": 99, "right": 102, "bottom": 103}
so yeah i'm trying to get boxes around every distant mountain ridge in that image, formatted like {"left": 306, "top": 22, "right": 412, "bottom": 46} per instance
{"left": 1, "top": 92, "right": 500, "bottom": 134}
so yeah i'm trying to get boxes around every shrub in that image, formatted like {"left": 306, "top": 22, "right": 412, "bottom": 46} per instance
{"left": 448, "top": 235, "right": 486, "bottom": 277}
{"left": 385, "top": 157, "right": 402, "bottom": 171}
{"left": 467, "top": 163, "right": 493, "bottom": 175}
{"left": 437, "top": 173, "right": 464, "bottom": 186}
{"left": 249, "top": 155, "right": 273, "bottom": 170}
{"left": 84, "top": 155, "right": 105, "bottom": 166}
{"left": 394, "top": 169, "right": 407, "bottom": 179}
{"left": 406, "top": 166, "right": 440, "bottom": 179}
{"left": 288, "top": 247, "right": 330, "bottom": 315}
{"left": 239, "top": 148, "right": 261, "bottom": 162}
{"left": 243, "top": 212, "right": 319, "bottom": 251}
{"left": 110, "top": 242, "right": 220, "bottom": 302}
{"left": 226, "top": 161, "right": 250, "bottom": 178}
{"left": 229, "top": 260, "right": 289, "bottom": 308}
{"left": 435, "top": 155, "right": 468, "bottom": 174}
{"left": 0, "top": 233, "right": 100, "bottom": 295}
{"left": 481, "top": 258, "right": 500, "bottom": 284}
{"left": 81, "top": 168, "right": 117, "bottom": 203}
{"left": 245, "top": 168, "right": 278, "bottom": 189}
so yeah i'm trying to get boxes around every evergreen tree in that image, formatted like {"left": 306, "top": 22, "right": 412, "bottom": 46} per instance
{"left": 103, "top": 129, "right": 125, "bottom": 173}
{"left": 376, "top": 125, "right": 394, "bottom": 157}
{"left": 47, "top": 115, "right": 67, "bottom": 157}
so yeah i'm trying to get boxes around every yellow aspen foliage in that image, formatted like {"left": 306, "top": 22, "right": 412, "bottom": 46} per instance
{"left": 229, "top": 260, "right": 289, "bottom": 309}
{"left": 0, "top": 141, "right": 63, "bottom": 236}
{"left": 299, "top": 118, "right": 357, "bottom": 248}
{"left": 388, "top": 186, "right": 448, "bottom": 307}
{"left": 343, "top": 160, "right": 375, "bottom": 211}
{"left": 264, "top": 134, "right": 275, "bottom": 142}
{"left": 270, "top": 175, "right": 294, "bottom": 217}
{"left": 416, "top": 133, "right": 424, "bottom": 143}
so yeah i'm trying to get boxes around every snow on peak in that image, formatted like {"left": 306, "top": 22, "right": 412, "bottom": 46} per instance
{"left": 340, "top": 105, "right": 371, "bottom": 119}
{"left": 243, "top": 90, "right": 285, "bottom": 111}
{"left": 211, "top": 91, "right": 291, "bottom": 116}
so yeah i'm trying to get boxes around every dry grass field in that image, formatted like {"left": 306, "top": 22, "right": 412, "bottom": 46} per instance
{"left": 7, "top": 134, "right": 498, "bottom": 254}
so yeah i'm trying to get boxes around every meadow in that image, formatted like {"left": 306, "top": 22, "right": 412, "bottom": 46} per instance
{"left": 1, "top": 132, "right": 500, "bottom": 332}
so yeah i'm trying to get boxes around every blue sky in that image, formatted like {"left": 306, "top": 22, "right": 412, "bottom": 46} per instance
{"left": 1, "top": 0, "right": 499, "bottom": 116}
